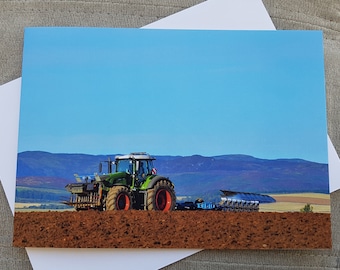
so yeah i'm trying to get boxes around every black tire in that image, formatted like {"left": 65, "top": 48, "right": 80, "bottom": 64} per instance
{"left": 106, "top": 186, "right": 132, "bottom": 210}
{"left": 147, "top": 179, "right": 176, "bottom": 211}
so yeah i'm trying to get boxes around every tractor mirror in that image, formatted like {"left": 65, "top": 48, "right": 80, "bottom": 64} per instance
{"left": 99, "top": 162, "right": 102, "bottom": 173}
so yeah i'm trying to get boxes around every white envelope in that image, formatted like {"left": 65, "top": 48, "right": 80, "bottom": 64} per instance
{"left": 1, "top": 0, "right": 338, "bottom": 269}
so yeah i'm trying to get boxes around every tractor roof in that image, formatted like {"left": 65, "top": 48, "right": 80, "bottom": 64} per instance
{"left": 115, "top": 152, "right": 155, "bottom": 161}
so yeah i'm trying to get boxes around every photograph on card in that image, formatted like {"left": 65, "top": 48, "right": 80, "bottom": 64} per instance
{"left": 13, "top": 28, "right": 330, "bottom": 249}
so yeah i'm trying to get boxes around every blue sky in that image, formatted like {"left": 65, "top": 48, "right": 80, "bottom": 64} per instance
{"left": 19, "top": 28, "right": 328, "bottom": 163}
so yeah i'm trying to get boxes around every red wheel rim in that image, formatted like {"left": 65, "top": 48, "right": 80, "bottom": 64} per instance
{"left": 155, "top": 189, "right": 172, "bottom": 211}
{"left": 116, "top": 193, "right": 130, "bottom": 210}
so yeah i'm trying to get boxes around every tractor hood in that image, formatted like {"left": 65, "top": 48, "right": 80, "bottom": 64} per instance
{"left": 102, "top": 171, "right": 130, "bottom": 187}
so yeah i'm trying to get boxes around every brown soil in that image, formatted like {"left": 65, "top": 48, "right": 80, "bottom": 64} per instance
{"left": 13, "top": 210, "right": 331, "bottom": 249}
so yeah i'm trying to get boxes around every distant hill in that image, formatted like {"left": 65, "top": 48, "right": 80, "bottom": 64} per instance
{"left": 16, "top": 151, "right": 329, "bottom": 203}
{"left": 154, "top": 154, "right": 329, "bottom": 196}
{"left": 16, "top": 151, "right": 109, "bottom": 182}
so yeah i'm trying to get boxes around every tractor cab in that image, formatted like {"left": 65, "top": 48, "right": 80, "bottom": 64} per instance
{"left": 114, "top": 152, "right": 156, "bottom": 186}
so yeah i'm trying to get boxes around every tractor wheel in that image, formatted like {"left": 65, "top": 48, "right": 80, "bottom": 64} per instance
{"left": 106, "top": 186, "right": 132, "bottom": 210}
{"left": 147, "top": 180, "right": 176, "bottom": 211}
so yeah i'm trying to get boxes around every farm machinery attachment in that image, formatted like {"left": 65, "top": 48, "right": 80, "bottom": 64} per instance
{"left": 176, "top": 190, "right": 276, "bottom": 212}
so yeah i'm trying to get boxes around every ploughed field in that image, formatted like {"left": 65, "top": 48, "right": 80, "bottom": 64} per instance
{"left": 13, "top": 210, "right": 331, "bottom": 249}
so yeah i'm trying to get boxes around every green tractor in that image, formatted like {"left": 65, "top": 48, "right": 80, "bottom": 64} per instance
{"left": 64, "top": 152, "right": 176, "bottom": 211}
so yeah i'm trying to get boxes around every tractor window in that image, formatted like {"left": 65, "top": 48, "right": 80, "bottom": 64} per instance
{"left": 116, "top": 160, "right": 133, "bottom": 174}
{"left": 146, "top": 160, "right": 154, "bottom": 175}
{"left": 136, "top": 160, "right": 153, "bottom": 176}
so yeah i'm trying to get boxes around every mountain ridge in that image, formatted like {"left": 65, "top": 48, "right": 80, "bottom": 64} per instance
{"left": 16, "top": 151, "right": 329, "bottom": 203}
